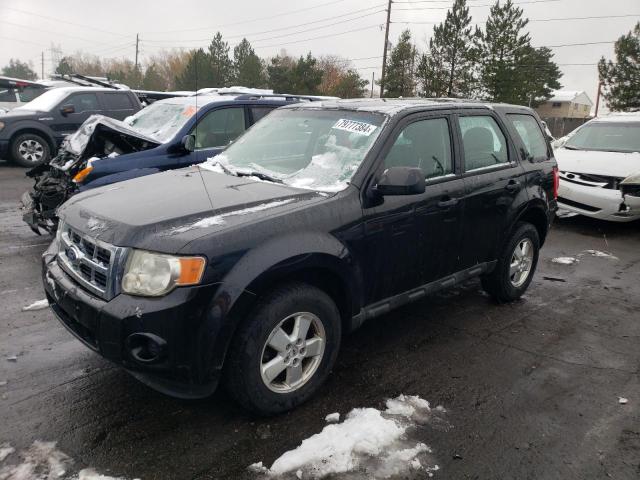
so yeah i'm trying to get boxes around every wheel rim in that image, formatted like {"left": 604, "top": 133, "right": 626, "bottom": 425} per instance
{"left": 260, "top": 312, "right": 326, "bottom": 393}
{"left": 18, "top": 139, "right": 44, "bottom": 163}
{"left": 509, "top": 238, "right": 534, "bottom": 288}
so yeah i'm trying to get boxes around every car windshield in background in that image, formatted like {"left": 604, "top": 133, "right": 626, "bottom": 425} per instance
{"left": 126, "top": 102, "right": 199, "bottom": 143}
{"left": 565, "top": 122, "right": 640, "bottom": 153}
{"left": 217, "top": 109, "right": 386, "bottom": 192}
{"left": 15, "top": 88, "right": 68, "bottom": 111}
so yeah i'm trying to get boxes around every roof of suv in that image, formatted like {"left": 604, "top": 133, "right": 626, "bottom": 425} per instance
{"left": 155, "top": 94, "right": 318, "bottom": 108}
{"left": 282, "top": 98, "right": 534, "bottom": 116}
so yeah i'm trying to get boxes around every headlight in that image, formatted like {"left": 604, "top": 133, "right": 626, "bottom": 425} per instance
{"left": 122, "top": 249, "right": 206, "bottom": 297}
{"left": 0, "top": 121, "right": 5, "bottom": 131}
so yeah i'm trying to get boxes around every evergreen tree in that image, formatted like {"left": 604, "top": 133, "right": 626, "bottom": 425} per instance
{"left": 384, "top": 29, "right": 417, "bottom": 97}
{"left": 329, "top": 69, "right": 368, "bottom": 98}
{"left": 55, "top": 57, "right": 74, "bottom": 76}
{"left": 291, "top": 53, "right": 323, "bottom": 94}
{"left": 208, "top": 32, "right": 234, "bottom": 86}
{"left": 233, "top": 38, "right": 266, "bottom": 87}
{"left": 598, "top": 22, "right": 640, "bottom": 111}
{"left": 1, "top": 59, "right": 38, "bottom": 80}
{"left": 142, "top": 63, "right": 166, "bottom": 91}
{"left": 267, "top": 54, "right": 295, "bottom": 93}
{"left": 477, "top": 1, "right": 561, "bottom": 105}
{"left": 175, "top": 49, "right": 215, "bottom": 90}
{"left": 417, "top": 0, "right": 477, "bottom": 98}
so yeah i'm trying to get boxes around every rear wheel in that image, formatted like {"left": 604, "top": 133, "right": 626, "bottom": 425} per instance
{"left": 224, "top": 282, "right": 341, "bottom": 415}
{"left": 482, "top": 222, "right": 540, "bottom": 303}
{"left": 10, "top": 133, "right": 51, "bottom": 167}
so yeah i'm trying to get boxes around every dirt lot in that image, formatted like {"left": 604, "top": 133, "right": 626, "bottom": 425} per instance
{"left": 1, "top": 161, "right": 639, "bottom": 479}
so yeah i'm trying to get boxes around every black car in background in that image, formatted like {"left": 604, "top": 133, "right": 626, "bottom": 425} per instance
{"left": 43, "top": 98, "right": 558, "bottom": 414}
{"left": 0, "top": 87, "right": 141, "bottom": 166}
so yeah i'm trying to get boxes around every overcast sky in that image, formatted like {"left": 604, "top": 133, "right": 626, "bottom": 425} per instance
{"left": 1, "top": 0, "right": 638, "bottom": 108}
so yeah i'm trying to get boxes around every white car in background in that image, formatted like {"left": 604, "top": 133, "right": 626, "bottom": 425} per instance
{"left": 554, "top": 113, "right": 640, "bottom": 222}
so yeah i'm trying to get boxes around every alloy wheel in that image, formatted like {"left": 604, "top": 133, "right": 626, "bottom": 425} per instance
{"left": 18, "top": 139, "right": 45, "bottom": 163}
{"left": 509, "top": 238, "right": 534, "bottom": 287}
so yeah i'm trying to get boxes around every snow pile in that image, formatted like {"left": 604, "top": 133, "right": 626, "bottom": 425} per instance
{"left": 0, "top": 441, "right": 127, "bottom": 480}
{"left": 551, "top": 257, "right": 579, "bottom": 265}
{"left": 249, "top": 394, "right": 443, "bottom": 479}
{"left": 171, "top": 199, "right": 295, "bottom": 234}
{"left": 22, "top": 299, "right": 49, "bottom": 311}
{"left": 583, "top": 249, "right": 618, "bottom": 259}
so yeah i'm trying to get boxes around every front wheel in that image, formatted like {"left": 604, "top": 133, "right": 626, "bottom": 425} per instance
{"left": 10, "top": 133, "right": 51, "bottom": 167}
{"left": 482, "top": 222, "right": 540, "bottom": 303}
{"left": 224, "top": 282, "right": 341, "bottom": 415}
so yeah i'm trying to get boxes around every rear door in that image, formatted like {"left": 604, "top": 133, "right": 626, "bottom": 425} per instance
{"left": 101, "top": 92, "right": 138, "bottom": 120}
{"left": 456, "top": 110, "right": 528, "bottom": 269}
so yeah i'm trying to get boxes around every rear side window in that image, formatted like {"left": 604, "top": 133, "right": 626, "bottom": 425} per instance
{"left": 0, "top": 88, "right": 16, "bottom": 102}
{"left": 192, "top": 107, "right": 246, "bottom": 149}
{"left": 508, "top": 114, "right": 548, "bottom": 160}
{"left": 250, "top": 106, "right": 275, "bottom": 123}
{"left": 385, "top": 118, "right": 453, "bottom": 179}
{"left": 66, "top": 93, "right": 99, "bottom": 113}
{"left": 103, "top": 93, "right": 133, "bottom": 110}
{"left": 459, "top": 116, "right": 508, "bottom": 171}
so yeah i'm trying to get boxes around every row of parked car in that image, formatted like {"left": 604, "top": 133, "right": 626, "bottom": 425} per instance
{"left": 4, "top": 80, "right": 638, "bottom": 414}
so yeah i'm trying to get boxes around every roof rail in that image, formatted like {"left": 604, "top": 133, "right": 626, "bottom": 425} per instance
{"left": 71, "top": 73, "right": 120, "bottom": 90}
{"left": 230, "top": 93, "right": 332, "bottom": 102}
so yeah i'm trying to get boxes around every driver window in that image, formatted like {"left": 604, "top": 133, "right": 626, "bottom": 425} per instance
{"left": 66, "top": 93, "right": 99, "bottom": 113}
{"left": 385, "top": 118, "right": 453, "bottom": 179}
{"left": 192, "top": 107, "right": 246, "bottom": 149}
{"left": 459, "top": 115, "right": 508, "bottom": 171}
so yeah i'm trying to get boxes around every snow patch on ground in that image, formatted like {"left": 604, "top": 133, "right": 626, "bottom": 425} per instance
{"left": 249, "top": 394, "right": 443, "bottom": 479}
{"left": 0, "top": 441, "right": 127, "bottom": 480}
{"left": 171, "top": 199, "right": 295, "bottom": 234}
{"left": 583, "top": 249, "right": 618, "bottom": 259}
{"left": 21, "top": 299, "right": 49, "bottom": 311}
{"left": 551, "top": 257, "right": 579, "bottom": 265}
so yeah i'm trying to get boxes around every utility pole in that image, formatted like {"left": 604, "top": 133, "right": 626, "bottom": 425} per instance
{"left": 594, "top": 80, "right": 603, "bottom": 117}
{"left": 380, "top": 0, "right": 392, "bottom": 98}
{"left": 135, "top": 33, "right": 140, "bottom": 70}
{"left": 41, "top": 51, "right": 44, "bottom": 80}
{"left": 371, "top": 72, "right": 375, "bottom": 98}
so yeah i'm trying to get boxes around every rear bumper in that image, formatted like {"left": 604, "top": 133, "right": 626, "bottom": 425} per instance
{"left": 42, "top": 245, "right": 226, "bottom": 399}
{"left": 558, "top": 179, "right": 640, "bottom": 222}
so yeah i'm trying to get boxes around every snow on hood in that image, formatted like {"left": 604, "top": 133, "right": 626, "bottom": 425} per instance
{"left": 555, "top": 148, "right": 640, "bottom": 178}
{"left": 63, "top": 114, "right": 161, "bottom": 157}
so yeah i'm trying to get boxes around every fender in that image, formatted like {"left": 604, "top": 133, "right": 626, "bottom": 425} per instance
{"left": 197, "top": 231, "right": 364, "bottom": 373}
{"left": 5, "top": 120, "right": 58, "bottom": 150}
{"left": 513, "top": 198, "right": 551, "bottom": 244}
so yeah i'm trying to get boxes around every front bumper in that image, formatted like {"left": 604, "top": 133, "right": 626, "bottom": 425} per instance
{"left": 558, "top": 179, "right": 640, "bottom": 222}
{"left": 42, "top": 246, "right": 225, "bottom": 399}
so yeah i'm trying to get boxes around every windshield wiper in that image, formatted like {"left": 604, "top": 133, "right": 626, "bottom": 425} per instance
{"left": 563, "top": 145, "right": 582, "bottom": 150}
{"left": 236, "top": 170, "right": 284, "bottom": 184}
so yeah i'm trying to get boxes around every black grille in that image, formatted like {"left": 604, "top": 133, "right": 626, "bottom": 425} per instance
{"left": 557, "top": 197, "right": 601, "bottom": 212}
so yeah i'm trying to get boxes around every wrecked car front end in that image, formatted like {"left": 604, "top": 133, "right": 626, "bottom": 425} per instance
{"left": 21, "top": 115, "right": 160, "bottom": 234}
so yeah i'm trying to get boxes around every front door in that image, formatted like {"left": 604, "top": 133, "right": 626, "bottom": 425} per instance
{"left": 58, "top": 92, "right": 101, "bottom": 135}
{"left": 361, "top": 113, "right": 465, "bottom": 304}
{"left": 456, "top": 112, "right": 527, "bottom": 269}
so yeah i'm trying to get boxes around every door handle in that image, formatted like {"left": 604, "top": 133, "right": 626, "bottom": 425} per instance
{"left": 437, "top": 197, "right": 459, "bottom": 208}
{"left": 505, "top": 180, "right": 521, "bottom": 192}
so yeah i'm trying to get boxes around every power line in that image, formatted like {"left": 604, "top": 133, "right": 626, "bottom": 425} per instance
{"left": 394, "top": 0, "right": 562, "bottom": 10}
{"left": 251, "top": 24, "right": 383, "bottom": 49}
{"left": 0, "top": 20, "right": 115, "bottom": 46}
{"left": 394, "top": 13, "right": 640, "bottom": 24}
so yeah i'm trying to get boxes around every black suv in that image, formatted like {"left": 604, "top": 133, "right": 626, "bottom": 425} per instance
{"left": 42, "top": 99, "right": 558, "bottom": 414}
{"left": 0, "top": 87, "right": 141, "bottom": 166}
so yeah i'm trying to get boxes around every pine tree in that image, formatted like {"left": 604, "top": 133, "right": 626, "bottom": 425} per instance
{"left": 175, "top": 49, "right": 215, "bottom": 90}
{"left": 233, "top": 38, "right": 266, "bottom": 87}
{"left": 142, "top": 63, "right": 166, "bottom": 91}
{"left": 330, "top": 70, "right": 368, "bottom": 98}
{"left": 384, "top": 29, "right": 417, "bottom": 97}
{"left": 267, "top": 53, "right": 296, "bottom": 93}
{"left": 1, "top": 59, "right": 38, "bottom": 80}
{"left": 598, "top": 22, "right": 640, "bottom": 111}
{"left": 291, "top": 53, "right": 323, "bottom": 94}
{"left": 55, "top": 57, "right": 74, "bottom": 76}
{"left": 475, "top": 0, "right": 560, "bottom": 105}
{"left": 417, "top": 0, "right": 477, "bottom": 98}
{"left": 207, "top": 32, "right": 234, "bottom": 87}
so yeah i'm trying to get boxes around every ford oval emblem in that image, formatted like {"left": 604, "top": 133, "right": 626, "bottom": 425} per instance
{"left": 66, "top": 245, "right": 81, "bottom": 265}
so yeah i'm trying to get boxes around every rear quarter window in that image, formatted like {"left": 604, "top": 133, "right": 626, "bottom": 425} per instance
{"left": 507, "top": 114, "right": 548, "bottom": 160}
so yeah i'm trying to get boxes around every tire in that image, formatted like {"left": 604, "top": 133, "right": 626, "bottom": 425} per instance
{"left": 10, "top": 133, "right": 51, "bottom": 167}
{"left": 224, "top": 282, "right": 342, "bottom": 415}
{"left": 482, "top": 222, "right": 540, "bottom": 303}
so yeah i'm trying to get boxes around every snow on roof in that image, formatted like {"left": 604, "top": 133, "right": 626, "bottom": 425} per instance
{"left": 549, "top": 90, "right": 593, "bottom": 106}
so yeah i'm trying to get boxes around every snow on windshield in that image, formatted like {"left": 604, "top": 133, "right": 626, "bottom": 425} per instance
{"left": 126, "top": 102, "right": 198, "bottom": 143}
{"left": 15, "top": 88, "right": 70, "bottom": 111}
{"left": 214, "top": 109, "right": 386, "bottom": 192}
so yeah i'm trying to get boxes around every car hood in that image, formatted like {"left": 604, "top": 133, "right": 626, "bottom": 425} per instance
{"left": 58, "top": 166, "right": 328, "bottom": 253}
{"left": 62, "top": 114, "right": 161, "bottom": 158}
{"left": 555, "top": 148, "right": 640, "bottom": 178}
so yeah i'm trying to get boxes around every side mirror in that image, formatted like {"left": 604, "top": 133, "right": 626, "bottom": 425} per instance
{"left": 60, "top": 104, "right": 75, "bottom": 116}
{"left": 181, "top": 134, "right": 195, "bottom": 153}
{"left": 374, "top": 167, "right": 425, "bottom": 196}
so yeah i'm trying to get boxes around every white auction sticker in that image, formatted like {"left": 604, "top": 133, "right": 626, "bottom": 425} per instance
{"left": 332, "top": 118, "right": 377, "bottom": 136}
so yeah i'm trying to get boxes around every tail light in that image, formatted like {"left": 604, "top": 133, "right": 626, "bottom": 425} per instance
{"left": 552, "top": 167, "right": 559, "bottom": 200}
